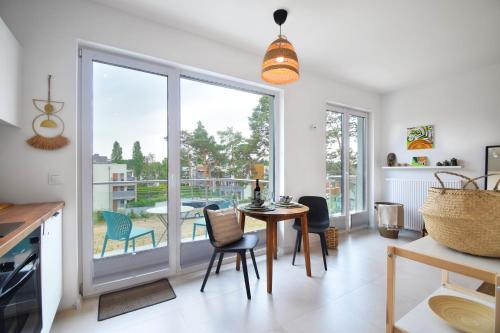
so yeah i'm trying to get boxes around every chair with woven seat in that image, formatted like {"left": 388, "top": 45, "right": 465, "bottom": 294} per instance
{"left": 291, "top": 196, "right": 330, "bottom": 270}
{"left": 101, "top": 211, "right": 156, "bottom": 257}
{"left": 200, "top": 204, "right": 260, "bottom": 299}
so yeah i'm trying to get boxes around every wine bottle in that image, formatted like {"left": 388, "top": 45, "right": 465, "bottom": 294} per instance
{"left": 254, "top": 179, "right": 261, "bottom": 201}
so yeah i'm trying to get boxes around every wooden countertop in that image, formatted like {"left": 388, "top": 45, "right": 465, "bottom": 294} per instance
{"left": 0, "top": 202, "right": 64, "bottom": 257}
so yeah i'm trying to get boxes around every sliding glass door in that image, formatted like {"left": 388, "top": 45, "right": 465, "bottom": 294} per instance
{"left": 81, "top": 48, "right": 278, "bottom": 295}
{"left": 326, "top": 106, "right": 368, "bottom": 230}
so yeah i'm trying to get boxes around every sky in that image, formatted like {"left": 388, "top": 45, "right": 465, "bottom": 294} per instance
{"left": 93, "top": 62, "right": 262, "bottom": 161}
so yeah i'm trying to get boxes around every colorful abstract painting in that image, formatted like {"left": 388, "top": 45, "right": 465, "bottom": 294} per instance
{"left": 407, "top": 125, "right": 434, "bottom": 150}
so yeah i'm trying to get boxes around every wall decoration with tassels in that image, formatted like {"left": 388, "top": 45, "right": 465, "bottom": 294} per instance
{"left": 27, "top": 75, "right": 69, "bottom": 150}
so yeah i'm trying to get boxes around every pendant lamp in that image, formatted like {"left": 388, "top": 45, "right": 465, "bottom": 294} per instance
{"left": 261, "top": 9, "right": 299, "bottom": 84}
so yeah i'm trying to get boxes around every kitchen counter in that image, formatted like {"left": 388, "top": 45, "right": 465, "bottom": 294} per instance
{"left": 0, "top": 202, "right": 64, "bottom": 257}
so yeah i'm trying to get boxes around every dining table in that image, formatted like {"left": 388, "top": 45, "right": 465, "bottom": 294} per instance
{"left": 236, "top": 204, "right": 311, "bottom": 294}
{"left": 146, "top": 205, "right": 194, "bottom": 243}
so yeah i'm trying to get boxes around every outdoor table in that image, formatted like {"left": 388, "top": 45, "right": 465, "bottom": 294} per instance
{"left": 236, "top": 205, "right": 312, "bottom": 294}
{"left": 146, "top": 205, "right": 194, "bottom": 243}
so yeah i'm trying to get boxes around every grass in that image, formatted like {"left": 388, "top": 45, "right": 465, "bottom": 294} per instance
{"left": 94, "top": 216, "right": 266, "bottom": 257}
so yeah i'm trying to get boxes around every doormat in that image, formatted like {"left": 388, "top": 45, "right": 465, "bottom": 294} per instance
{"left": 98, "top": 279, "right": 176, "bottom": 321}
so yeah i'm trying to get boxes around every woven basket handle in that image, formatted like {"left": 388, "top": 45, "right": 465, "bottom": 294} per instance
{"left": 434, "top": 171, "right": 478, "bottom": 193}
{"left": 462, "top": 173, "right": 500, "bottom": 191}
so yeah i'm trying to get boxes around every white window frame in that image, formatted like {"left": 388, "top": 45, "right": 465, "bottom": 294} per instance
{"left": 326, "top": 103, "right": 370, "bottom": 231}
{"left": 79, "top": 45, "right": 283, "bottom": 296}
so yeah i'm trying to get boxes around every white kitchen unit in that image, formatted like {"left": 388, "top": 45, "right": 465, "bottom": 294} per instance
{"left": 41, "top": 209, "right": 63, "bottom": 333}
{"left": 0, "top": 16, "right": 21, "bottom": 127}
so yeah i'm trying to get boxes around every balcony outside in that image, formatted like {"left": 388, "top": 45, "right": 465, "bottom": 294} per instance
{"left": 93, "top": 178, "right": 268, "bottom": 257}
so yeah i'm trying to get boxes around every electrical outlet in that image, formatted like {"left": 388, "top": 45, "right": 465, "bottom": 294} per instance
{"left": 48, "top": 173, "right": 63, "bottom": 185}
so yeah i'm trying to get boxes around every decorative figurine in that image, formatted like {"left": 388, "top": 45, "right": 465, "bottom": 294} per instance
{"left": 443, "top": 160, "right": 450, "bottom": 166}
{"left": 450, "top": 158, "right": 458, "bottom": 166}
{"left": 387, "top": 153, "right": 397, "bottom": 166}
{"left": 436, "top": 162, "right": 443, "bottom": 166}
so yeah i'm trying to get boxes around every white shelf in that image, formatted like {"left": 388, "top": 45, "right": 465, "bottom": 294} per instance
{"left": 402, "top": 236, "right": 500, "bottom": 273}
{"left": 382, "top": 166, "right": 463, "bottom": 170}
{"left": 396, "top": 287, "right": 494, "bottom": 333}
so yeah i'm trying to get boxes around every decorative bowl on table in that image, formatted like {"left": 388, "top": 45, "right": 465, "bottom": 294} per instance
{"left": 428, "top": 295, "right": 494, "bottom": 333}
{"left": 250, "top": 198, "right": 265, "bottom": 207}
{"left": 278, "top": 195, "right": 293, "bottom": 204}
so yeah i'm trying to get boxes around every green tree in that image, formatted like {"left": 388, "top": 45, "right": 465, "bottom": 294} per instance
{"left": 326, "top": 111, "right": 343, "bottom": 176}
{"left": 248, "top": 96, "right": 270, "bottom": 163}
{"left": 180, "top": 130, "right": 194, "bottom": 178}
{"left": 217, "top": 127, "right": 250, "bottom": 178}
{"left": 191, "top": 121, "right": 223, "bottom": 177}
{"left": 111, "top": 141, "right": 123, "bottom": 163}
{"left": 132, "top": 141, "right": 144, "bottom": 179}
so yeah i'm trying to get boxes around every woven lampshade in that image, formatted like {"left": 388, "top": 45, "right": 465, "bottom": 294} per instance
{"left": 261, "top": 36, "right": 299, "bottom": 84}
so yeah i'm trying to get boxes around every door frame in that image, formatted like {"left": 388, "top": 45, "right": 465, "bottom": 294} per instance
{"left": 80, "top": 45, "right": 284, "bottom": 296}
{"left": 326, "top": 103, "right": 370, "bottom": 231}
{"left": 80, "top": 47, "right": 179, "bottom": 296}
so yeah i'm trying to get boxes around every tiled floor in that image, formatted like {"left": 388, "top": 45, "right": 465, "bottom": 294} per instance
{"left": 52, "top": 228, "right": 480, "bottom": 333}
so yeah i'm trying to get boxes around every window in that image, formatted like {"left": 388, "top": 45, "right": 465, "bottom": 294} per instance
{"left": 91, "top": 61, "right": 168, "bottom": 258}
{"left": 325, "top": 105, "right": 368, "bottom": 230}
{"left": 81, "top": 48, "right": 279, "bottom": 294}
{"left": 179, "top": 77, "right": 274, "bottom": 243}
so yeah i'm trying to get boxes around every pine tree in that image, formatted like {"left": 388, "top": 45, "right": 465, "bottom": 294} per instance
{"left": 111, "top": 141, "right": 123, "bottom": 163}
{"left": 132, "top": 141, "right": 144, "bottom": 179}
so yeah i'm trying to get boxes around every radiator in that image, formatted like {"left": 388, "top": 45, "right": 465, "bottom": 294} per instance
{"left": 385, "top": 178, "right": 462, "bottom": 231}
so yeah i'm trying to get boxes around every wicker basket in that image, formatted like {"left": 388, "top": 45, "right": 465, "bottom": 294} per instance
{"left": 325, "top": 227, "right": 338, "bottom": 249}
{"left": 420, "top": 172, "right": 500, "bottom": 258}
{"left": 378, "top": 226, "right": 399, "bottom": 239}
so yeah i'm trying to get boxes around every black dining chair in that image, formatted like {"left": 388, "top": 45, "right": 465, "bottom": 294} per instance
{"left": 291, "top": 196, "right": 330, "bottom": 270}
{"left": 200, "top": 204, "right": 260, "bottom": 299}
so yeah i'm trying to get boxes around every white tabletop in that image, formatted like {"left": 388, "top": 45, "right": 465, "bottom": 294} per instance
{"left": 146, "top": 205, "right": 194, "bottom": 215}
{"left": 401, "top": 236, "right": 500, "bottom": 274}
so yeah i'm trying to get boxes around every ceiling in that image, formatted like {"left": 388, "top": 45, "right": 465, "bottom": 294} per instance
{"left": 92, "top": 0, "right": 500, "bottom": 92}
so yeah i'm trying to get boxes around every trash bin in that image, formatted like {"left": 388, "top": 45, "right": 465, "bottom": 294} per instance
{"left": 374, "top": 202, "right": 404, "bottom": 239}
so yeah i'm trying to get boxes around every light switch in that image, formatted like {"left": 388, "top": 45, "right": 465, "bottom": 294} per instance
{"left": 48, "top": 173, "right": 63, "bottom": 185}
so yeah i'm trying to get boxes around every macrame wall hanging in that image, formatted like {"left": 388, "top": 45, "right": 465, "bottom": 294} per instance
{"left": 27, "top": 75, "right": 69, "bottom": 150}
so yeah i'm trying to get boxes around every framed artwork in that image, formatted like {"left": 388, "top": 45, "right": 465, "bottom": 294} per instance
{"left": 411, "top": 156, "right": 428, "bottom": 166}
{"left": 407, "top": 125, "right": 434, "bottom": 150}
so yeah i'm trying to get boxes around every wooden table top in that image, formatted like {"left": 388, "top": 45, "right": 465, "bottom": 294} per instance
{"left": 0, "top": 202, "right": 64, "bottom": 257}
{"left": 237, "top": 204, "right": 309, "bottom": 220}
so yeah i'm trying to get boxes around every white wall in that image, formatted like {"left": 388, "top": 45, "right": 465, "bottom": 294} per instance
{"left": 0, "top": 16, "right": 21, "bottom": 127}
{"left": 380, "top": 63, "right": 500, "bottom": 194}
{"left": 0, "top": 0, "right": 381, "bottom": 310}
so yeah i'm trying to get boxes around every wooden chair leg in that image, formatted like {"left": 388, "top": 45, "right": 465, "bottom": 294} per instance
{"left": 201, "top": 250, "right": 217, "bottom": 292}
{"left": 319, "top": 233, "right": 328, "bottom": 270}
{"left": 241, "top": 250, "right": 251, "bottom": 299}
{"left": 250, "top": 249, "right": 260, "bottom": 279}
{"left": 292, "top": 231, "right": 301, "bottom": 266}
{"left": 215, "top": 252, "right": 224, "bottom": 274}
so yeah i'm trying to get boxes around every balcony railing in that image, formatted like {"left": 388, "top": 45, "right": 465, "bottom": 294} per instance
{"left": 326, "top": 174, "right": 365, "bottom": 215}
{"left": 112, "top": 190, "right": 136, "bottom": 200}
{"left": 92, "top": 177, "right": 270, "bottom": 257}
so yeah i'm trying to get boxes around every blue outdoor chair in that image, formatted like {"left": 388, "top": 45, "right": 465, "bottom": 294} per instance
{"left": 101, "top": 211, "right": 156, "bottom": 257}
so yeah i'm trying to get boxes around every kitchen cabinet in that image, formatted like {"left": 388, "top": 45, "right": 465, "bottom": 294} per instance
{"left": 0, "top": 16, "right": 21, "bottom": 127}
{"left": 41, "top": 209, "right": 62, "bottom": 333}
